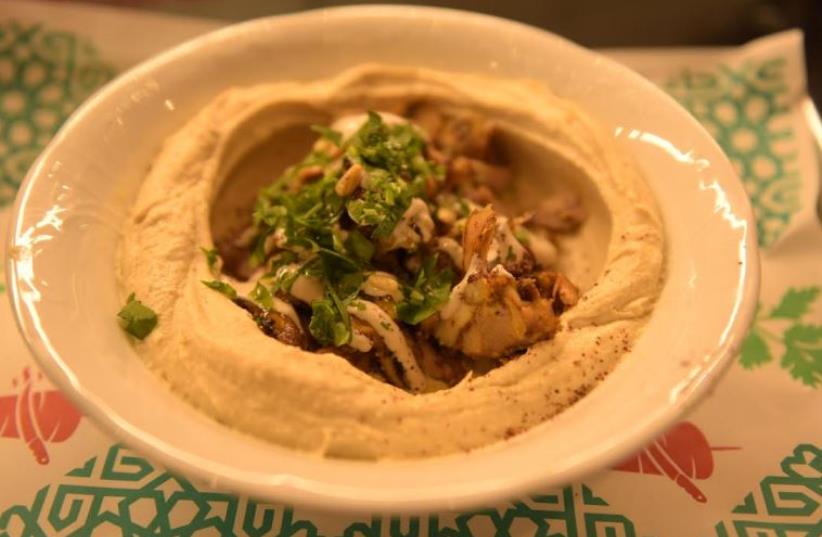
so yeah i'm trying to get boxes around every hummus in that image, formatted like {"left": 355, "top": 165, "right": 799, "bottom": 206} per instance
{"left": 117, "top": 64, "right": 664, "bottom": 459}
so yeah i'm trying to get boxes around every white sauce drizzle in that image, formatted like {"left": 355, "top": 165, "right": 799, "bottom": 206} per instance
{"left": 383, "top": 198, "right": 434, "bottom": 251}
{"left": 347, "top": 300, "right": 427, "bottom": 392}
{"left": 487, "top": 217, "right": 527, "bottom": 265}
{"left": 226, "top": 272, "right": 303, "bottom": 330}
{"left": 349, "top": 329, "right": 374, "bottom": 352}
{"left": 361, "top": 271, "right": 403, "bottom": 301}
{"left": 436, "top": 256, "right": 481, "bottom": 343}
{"left": 276, "top": 264, "right": 324, "bottom": 304}
{"left": 436, "top": 244, "right": 516, "bottom": 347}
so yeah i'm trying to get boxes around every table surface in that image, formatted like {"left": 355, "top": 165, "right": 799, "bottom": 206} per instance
{"left": 0, "top": 3, "right": 820, "bottom": 536}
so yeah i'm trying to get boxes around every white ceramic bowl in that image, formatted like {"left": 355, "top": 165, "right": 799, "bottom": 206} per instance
{"left": 6, "top": 6, "right": 759, "bottom": 513}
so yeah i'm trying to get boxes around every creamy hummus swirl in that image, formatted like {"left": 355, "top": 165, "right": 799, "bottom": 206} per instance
{"left": 118, "top": 64, "right": 664, "bottom": 459}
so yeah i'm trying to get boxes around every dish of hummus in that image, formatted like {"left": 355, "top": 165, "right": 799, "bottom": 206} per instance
{"left": 117, "top": 64, "right": 665, "bottom": 459}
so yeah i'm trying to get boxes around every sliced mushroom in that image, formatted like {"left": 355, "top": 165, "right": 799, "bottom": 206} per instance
{"left": 348, "top": 300, "right": 427, "bottom": 392}
{"left": 535, "top": 271, "right": 580, "bottom": 314}
{"left": 413, "top": 333, "right": 469, "bottom": 387}
{"left": 233, "top": 297, "right": 307, "bottom": 348}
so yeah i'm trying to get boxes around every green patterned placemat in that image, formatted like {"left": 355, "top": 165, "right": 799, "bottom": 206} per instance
{"left": 665, "top": 59, "right": 800, "bottom": 247}
{"left": 0, "top": 19, "right": 115, "bottom": 207}
{"left": 1, "top": 442, "right": 818, "bottom": 536}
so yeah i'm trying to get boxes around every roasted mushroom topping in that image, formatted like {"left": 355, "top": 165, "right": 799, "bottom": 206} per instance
{"left": 432, "top": 207, "right": 578, "bottom": 359}
{"left": 233, "top": 297, "right": 307, "bottom": 348}
{"left": 204, "top": 109, "right": 585, "bottom": 391}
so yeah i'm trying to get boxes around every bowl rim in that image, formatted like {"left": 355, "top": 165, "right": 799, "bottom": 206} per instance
{"left": 5, "top": 4, "right": 760, "bottom": 513}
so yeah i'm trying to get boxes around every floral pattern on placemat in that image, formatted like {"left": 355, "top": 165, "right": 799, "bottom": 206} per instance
{"left": 741, "top": 287, "right": 822, "bottom": 387}
{"left": 0, "top": 444, "right": 641, "bottom": 537}
{"left": 0, "top": 20, "right": 115, "bottom": 207}
{"left": 665, "top": 58, "right": 800, "bottom": 248}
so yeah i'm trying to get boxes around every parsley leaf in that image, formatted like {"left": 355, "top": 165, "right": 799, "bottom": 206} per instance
{"left": 309, "top": 297, "right": 351, "bottom": 346}
{"left": 250, "top": 282, "right": 273, "bottom": 310}
{"left": 344, "top": 229, "right": 375, "bottom": 263}
{"left": 271, "top": 262, "right": 305, "bottom": 294}
{"left": 265, "top": 251, "right": 298, "bottom": 277}
{"left": 770, "top": 287, "right": 820, "bottom": 319}
{"left": 347, "top": 112, "right": 433, "bottom": 176}
{"left": 346, "top": 169, "right": 423, "bottom": 238}
{"left": 739, "top": 329, "right": 772, "bottom": 369}
{"left": 782, "top": 324, "right": 822, "bottom": 387}
{"left": 254, "top": 173, "right": 344, "bottom": 256}
{"left": 202, "top": 280, "right": 238, "bottom": 299}
{"left": 117, "top": 293, "right": 158, "bottom": 340}
{"left": 396, "top": 254, "right": 455, "bottom": 325}
{"left": 310, "top": 124, "right": 343, "bottom": 147}
{"left": 245, "top": 113, "right": 446, "bottom": 347}
{"left": 343, "top": 112, "right": 440, "bottom": 239}
{"left": 201, "top": 247, "right": 220, "bottom": 274}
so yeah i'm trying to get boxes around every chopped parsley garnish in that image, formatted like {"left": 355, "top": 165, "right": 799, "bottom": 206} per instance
{"left": 271, "top": 264, "right": 302, "bottom": 294}
{"left": 344, "top": 112, "right": 441, "bottom": 238}
{"left": 346, "top": 112, "right": 436, "bottom": 178}
{"left": 202, "top": 280, "right": 238, "bottom": 300}
{"left": 344, "top": 229, "right": 375, "bottom": 263}
{"left": 346, "top": 168, "right": 424, "bottom": 238}
{"left": 396, "top": 254, "right": 455, "bottom": 325}
{"left": 246, "top": 112, "right": 444, "bottom": 346}
{"left": 310, "top": 124, "right": 343, "bottom": 146}
{"left": 201, "top": 246, "right": 219, "bottom": 274}
{"left": 250, "top": 282, "right": 273, "bottom": 310}
{"left": 117, "top": 293, "right": 158, "bottom": 340}
{"left": 309, "top": 297, "right": 350, "bottom": 346}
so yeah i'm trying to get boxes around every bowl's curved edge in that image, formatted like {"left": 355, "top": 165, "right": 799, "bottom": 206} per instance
{"left": 4, "top": 4, "right": 761, "bottom": 514}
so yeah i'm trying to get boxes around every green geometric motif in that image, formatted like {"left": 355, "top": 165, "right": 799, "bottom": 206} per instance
{"left": 0, "top": 20, "right": 115, "bottom": 207}
{"left": 714, "top": 444, "right": 822, "bottom": 537}
{"left": 65, "top": 457, "right": 96, "bottom": 478}
{"left": 741, "top": 286, "right": 822, "bottom": 387}
{"left": 665, "top": 58, "right": 799, "bottom": 248}
{"left": 0, "top": 444, "right": 640, "bottom": 537}
{"left": 0, "top": 445, "right": 278, "bottom": 536}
